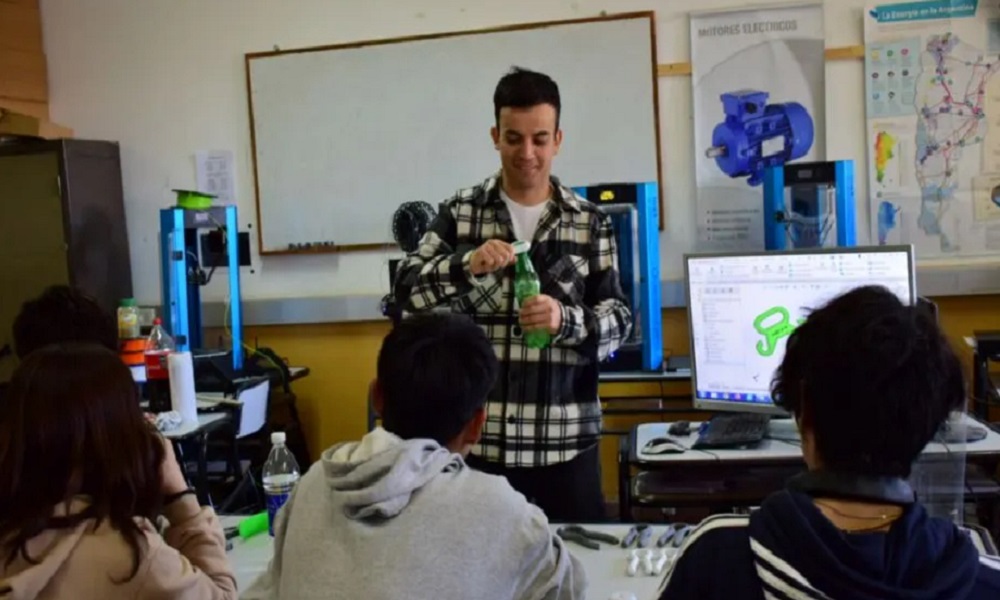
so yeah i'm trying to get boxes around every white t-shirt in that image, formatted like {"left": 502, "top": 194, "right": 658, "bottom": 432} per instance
{"left": 500, "top": 188, "right": 550, "bottom": 242}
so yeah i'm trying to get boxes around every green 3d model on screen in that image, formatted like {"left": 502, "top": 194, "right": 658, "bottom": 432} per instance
{"left": 753, "top": 306, "right": 806, "bottom": 357}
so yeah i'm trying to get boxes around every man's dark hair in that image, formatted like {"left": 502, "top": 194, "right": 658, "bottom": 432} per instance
{"left": 772, "top": 285, "right": 965, "bottom": 478}
{"left": 12, "top": 286, "right": 118, "bottom": 358}
{"left": 493, "top": 67, "right": 561, "bottom": 128}
{"left": 377, "top": 313, "right": 497, "bottom": 446}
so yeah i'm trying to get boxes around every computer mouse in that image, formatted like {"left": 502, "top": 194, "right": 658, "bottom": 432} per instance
{"left": 643, "top": 437, "right": 687, "bottom": 455}
{"left": 668, "top": 420, "right": 691, "bottom": 436}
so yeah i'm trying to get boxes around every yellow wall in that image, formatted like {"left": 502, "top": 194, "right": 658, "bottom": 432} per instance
{"left": 246, "top": 295, "right": 1000, "bottom": 498}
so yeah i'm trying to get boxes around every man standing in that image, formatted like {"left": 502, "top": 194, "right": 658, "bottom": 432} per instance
{"left": 394, "top": 67, "right": 632, "bottom": 521}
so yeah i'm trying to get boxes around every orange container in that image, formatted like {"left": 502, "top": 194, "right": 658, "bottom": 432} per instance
{"left": 119, "top": 338, "right": 145, "bottom": 366}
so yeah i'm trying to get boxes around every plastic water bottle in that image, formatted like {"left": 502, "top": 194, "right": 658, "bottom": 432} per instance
{"left": 513, "top": 240, "right": 550, "bottom": 349}
{"left": 144, "top": 318, "right": 175, "bottom": 413}
{"left": 262, "top": 431, "right": 300, "bottom": 536}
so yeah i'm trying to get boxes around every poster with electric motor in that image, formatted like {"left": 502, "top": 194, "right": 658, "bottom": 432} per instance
{"left": 690, "top": 3, "right": 826, "bottom": 252}
{"left": 865, "top": 1, "right": 1000, "bottom": 260}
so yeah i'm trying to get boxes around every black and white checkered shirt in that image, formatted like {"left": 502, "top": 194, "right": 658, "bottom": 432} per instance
{"left": 394, "top": 173, "right": 632, "bottom": 467}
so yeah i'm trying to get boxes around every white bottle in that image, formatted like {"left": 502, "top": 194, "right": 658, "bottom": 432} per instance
{"left": 262, "top": 432, "right": 300, "bottom": 536}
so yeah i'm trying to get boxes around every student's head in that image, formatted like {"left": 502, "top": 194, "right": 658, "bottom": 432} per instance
{"left": 0, "top": 343, "right": 164, "bottom": 580}
{"left": 772, "top": 285, "right": 965, "bottom": 478}
{"left": 373, "top": 313, "right": 497, "bottom": 454}
{"left": 12, "top": 285, "right": 117, "bottom": 358}
{"left": 490, "top": 67, "right": 563, "bottom": 194}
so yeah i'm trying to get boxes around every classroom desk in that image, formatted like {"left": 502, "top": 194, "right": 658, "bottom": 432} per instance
{"left": 225, "top": 520, "right": 674, "bottom": 600}
{"left": 164, "top": 412, "right": 231, "bottom": 505}
{"left": 619, "top": 415, "right": 1000, "bottom": 524}
{"left": 162, "top": 412, "right": 230, "bottom": 439}
{"left": 223, "top": 518, "right": 998, "bottom": 600}
{"left": 632, "top": 414, "right": 1000, "bottom": 464}
{"left": 131, "top": 363, "right": 310, "bottom": 385}
{"left": 599, "top": 369, "right": 691, "bottom": 383}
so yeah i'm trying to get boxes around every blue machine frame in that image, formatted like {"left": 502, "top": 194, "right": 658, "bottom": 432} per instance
{"left": 159, "top": 205, "right": 243, "bottom": 370}
{"left": 573, "top": 182, "right": 662, "bottom": 372}
{"left": 762, "top": 160, "right": 856, "bottom": 250}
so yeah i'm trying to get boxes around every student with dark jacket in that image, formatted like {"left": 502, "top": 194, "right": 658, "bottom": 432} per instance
{"left": 659, "top": 285, "right": 1000, "bottom": 600}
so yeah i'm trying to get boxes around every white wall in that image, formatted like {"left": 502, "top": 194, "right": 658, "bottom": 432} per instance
{"left": 40, "top": 0, "right": 872, "bottom": 305}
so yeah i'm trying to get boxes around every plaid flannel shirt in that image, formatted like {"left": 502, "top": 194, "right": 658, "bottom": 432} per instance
{"left": 394, "top": 173, "right": 632, "bottom": 467}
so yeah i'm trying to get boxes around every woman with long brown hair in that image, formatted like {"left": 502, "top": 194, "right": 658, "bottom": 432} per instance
{"left": 0, "top": 343, "right": 236, "bottom": 599}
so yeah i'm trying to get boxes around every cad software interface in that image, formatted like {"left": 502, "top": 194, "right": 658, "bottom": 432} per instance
{"left": 687, "top": 250, "right": 912, "bottom": 406}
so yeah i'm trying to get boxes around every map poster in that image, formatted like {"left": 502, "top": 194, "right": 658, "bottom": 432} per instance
{"left": 690, "top": 3, "right": 826, "bottom": 252}
{"left": 865, "top": 1, "right": 1000, "bottom": 258}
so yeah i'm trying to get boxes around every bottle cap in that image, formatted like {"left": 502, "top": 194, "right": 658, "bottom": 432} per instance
{"left": 153, "top": 317, "right": 162, "bottom": 325}
{"left": 512, "top": 240, "right": 530, "bottom": 254}
{"left": 120, "top": 298, "right": 137, "bottom": 307}
{"left": 271, "top": 431, "right": 286, "bottom": 445}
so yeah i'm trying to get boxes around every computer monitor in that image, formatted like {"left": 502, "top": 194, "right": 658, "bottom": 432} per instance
{"left": 685, "top": 245, "right": 916, "bottom": 415}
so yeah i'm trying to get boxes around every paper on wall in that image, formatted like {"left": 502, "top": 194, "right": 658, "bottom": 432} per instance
{"left": 195, "top": 150, "right": 237, "bottom": 205}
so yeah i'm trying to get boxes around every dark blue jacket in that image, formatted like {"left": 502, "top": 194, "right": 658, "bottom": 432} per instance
{"left": 658, "top": 490, "right": 1000, "bottom": 599}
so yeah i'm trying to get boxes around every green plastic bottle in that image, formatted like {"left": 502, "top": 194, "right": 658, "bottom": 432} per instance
{"left": 513, "top": 241, "right": 550, "bottom": 349}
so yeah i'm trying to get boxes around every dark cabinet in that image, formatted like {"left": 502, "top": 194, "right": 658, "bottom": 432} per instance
{"left": 0, "top": 139, "right": 132, "bottom": 378}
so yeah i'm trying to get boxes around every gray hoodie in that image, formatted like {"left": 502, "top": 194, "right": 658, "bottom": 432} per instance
{"left": 243, "top": 428, "right": 587, "bottom": 600}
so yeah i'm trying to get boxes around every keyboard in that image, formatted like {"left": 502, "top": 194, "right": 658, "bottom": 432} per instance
{"left": 693, "top": 413, "right": 771, "bottom": 449}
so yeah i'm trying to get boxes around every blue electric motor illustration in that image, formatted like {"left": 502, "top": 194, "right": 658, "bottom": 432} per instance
{"left": 705, "top": 90, "right": 815, "bottom": 187}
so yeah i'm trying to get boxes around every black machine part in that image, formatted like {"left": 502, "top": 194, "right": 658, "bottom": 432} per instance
{"left": 392, "top": 201, "right": 437, "bottom": 253}
{"left": 975, "top": 330, "right": 1000, "bottom": 358}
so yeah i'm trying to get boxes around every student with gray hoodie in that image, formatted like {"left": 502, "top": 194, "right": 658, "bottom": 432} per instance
{"left": 244, "top": 313, "right": 587, "bottom": 600}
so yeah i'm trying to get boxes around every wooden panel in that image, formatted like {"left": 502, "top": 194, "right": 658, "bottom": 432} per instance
{"left": 0, "top": 48, "right": 46, "bottom": 75}
{"left": 657, "top": 45, "right": 866, "bottom": 77}
{"left": 0, "top": 97, "right": 47, "bottom": 119}
{"left": 0, "top": 48, "right": 47, "bottom": 101}
{"left": 0, "top": 2, "right": 42, "bottom": 53}
{"left": 0, "top": 78, "right": 45, "bottom": 102}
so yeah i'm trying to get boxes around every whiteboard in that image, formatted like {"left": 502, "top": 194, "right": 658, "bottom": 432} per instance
{"left": 246, "top": 13, "right": 660, "bottom": 254}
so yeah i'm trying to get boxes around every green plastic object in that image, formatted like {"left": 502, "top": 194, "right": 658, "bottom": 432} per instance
{"left": 173, "top": 188, "right": 216, "bottom": 210}
{"left": 513, "top": 241, "right": 550, "bottom": 349}
{"left": 238, "top": 511, "right": 269, "bottom": 539}
{"left": 120, "top": 298, "right": 136, "bottom": 307}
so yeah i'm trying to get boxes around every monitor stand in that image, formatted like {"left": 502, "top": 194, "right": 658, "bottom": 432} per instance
{"left": 766, "top": 418, "right": 802, "bottom": 444}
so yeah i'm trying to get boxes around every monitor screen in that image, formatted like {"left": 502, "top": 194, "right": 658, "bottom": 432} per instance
{"left": 685, "top": 246, "right": 916, "bottom": 415}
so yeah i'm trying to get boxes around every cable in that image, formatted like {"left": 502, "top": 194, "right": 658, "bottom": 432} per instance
{"left": 220, "top": 290, "right": 287, "bottom": 387}
{"left": 693, "top": 448, "right": 722, "bottom": 461}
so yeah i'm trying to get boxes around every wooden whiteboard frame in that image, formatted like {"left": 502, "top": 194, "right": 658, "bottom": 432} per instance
{"left": 245, "top": 11, "right": 663, "bottom": 256}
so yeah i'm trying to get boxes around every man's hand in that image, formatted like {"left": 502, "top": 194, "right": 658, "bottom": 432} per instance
{"left": 519, "top": 294, "right": 562, "bottom": 335}
{"left": 470, "top": 240, "right": 515, "bottom": 276}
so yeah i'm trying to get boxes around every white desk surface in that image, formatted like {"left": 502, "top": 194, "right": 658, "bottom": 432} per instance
{"left": 635, "top": 414, "right": 1000, "bottom": 463}
{"left": 224, "top": 519, "right": 674, "bottom": 600}
{"left": 599, "top": 369, "right": 690, "bottom": 383}
{"left": 162, "top": 412, "right": 229, "bottom": 439}
{"left": 223, "top": 516, "right": 997, "bottom": 599}
{"left": 196, "top": 392, "right": 242, "bottom": 410}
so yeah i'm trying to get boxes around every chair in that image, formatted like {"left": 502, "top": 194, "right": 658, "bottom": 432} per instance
{"left": 207, "top": 378, "right": 270, "bottom": 511}
{"left": 233, "top": 378, "right": 270, "bottom": 441}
